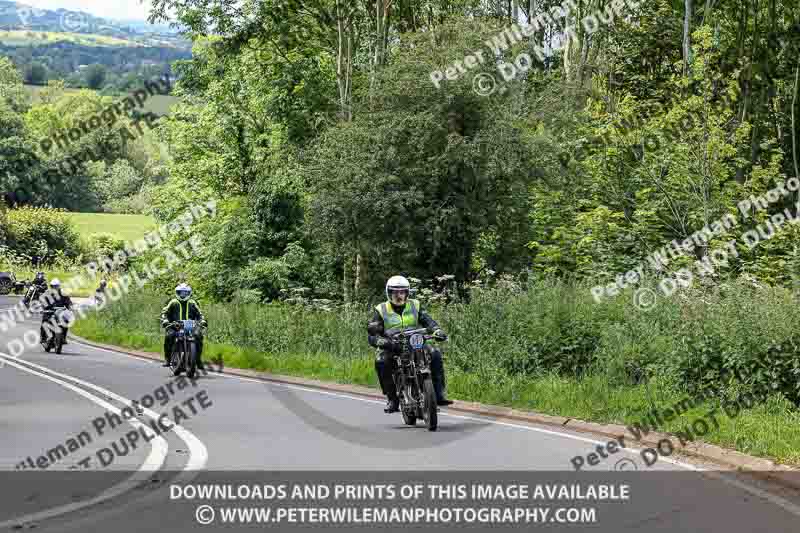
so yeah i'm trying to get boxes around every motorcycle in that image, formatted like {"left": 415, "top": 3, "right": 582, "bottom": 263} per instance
{"left": 41, "top": 307, "right": 74, "bottom": 354}
{"left": 168, "top": 320, "right": 204, "bottom": 379}
{"left": 388, "top": 327, "right": 445, "bottom": 432}
{"left": 23, "top": 283, "right": 44, "bottom": 309}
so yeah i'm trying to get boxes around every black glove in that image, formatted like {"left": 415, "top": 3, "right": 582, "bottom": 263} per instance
{"left": 432, "top": 329, "right": 448, "bottom": 341}
{"left": 161, "top": 320, "right": 169, "bottom": 329}
{"left": 376, "top": 337, "right": 396, "bottom": 351}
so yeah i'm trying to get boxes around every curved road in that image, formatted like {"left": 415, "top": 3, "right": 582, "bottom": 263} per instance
{"left": 1, "top": 295, "right": 800, "bottom": 532}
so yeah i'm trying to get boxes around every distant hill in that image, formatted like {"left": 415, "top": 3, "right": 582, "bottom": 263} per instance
{"left": 0, "top": 1, "right": 189, "bottom": 49}
{"left": 0, "top": 2, "right": 191, "bottom": 93}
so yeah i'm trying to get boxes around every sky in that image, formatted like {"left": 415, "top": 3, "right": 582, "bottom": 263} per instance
{"left": 21, "top": 0, "right": 152, "bottom": 21}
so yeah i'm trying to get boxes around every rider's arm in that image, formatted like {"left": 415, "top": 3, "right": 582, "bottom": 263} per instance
{"left": 367, "top": 310, "right": 385, "bottom": 348}
{"left": 418, "top": 306, "right": 440, "bottom": 332}
{"left": 160, "top": 301, "right": 174, "bottom": 327}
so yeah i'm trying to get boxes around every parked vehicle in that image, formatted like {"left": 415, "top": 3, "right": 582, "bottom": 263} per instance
{"left": 0, "top": 272, "right": 15, "bottom": 295}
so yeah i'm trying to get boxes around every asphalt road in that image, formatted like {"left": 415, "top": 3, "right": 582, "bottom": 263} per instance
{"left": 2, "top": 294, "right": 800, "bottom": 532}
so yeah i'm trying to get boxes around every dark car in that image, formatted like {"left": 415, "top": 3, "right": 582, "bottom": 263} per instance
{"left": 0, "top": 272, "right": 26, "bottom": 295}
{"left": 0, "top": 272, "right": 16, "bottom": 295}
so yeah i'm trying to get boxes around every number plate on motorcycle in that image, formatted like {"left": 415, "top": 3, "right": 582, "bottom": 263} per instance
{"left": 409, "top": 334, "right": 424, "bottom": 349}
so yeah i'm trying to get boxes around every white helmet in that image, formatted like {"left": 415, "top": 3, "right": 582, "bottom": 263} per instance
{"left": 175, "top": 283, "right": 192, "bottom": 302}
{"left": 385, "top": 275, "right": 410, "bottom": 301}
{"left": 50, "top": 279, "right": 61, "bottom": 289}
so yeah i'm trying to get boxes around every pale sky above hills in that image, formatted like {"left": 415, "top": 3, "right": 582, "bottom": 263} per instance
{"left": 22, "top": 0, "right": 151, "bottom": 22}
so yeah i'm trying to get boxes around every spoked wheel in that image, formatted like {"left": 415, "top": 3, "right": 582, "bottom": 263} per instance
{"left": 0, "top": 279, "right": 11, "bottom": 295}
{"left": 170, "top": 347, "right": 184, "bottom": 376}
{"left": 422, "top": 377, "right": 438, "bottom": 431}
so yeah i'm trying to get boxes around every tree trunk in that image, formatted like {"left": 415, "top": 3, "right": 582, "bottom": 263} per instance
{"left": 683, "top": 0, "right": 692, "bottom": 76}
{"left": 792, "top": 63, "right": 799, "bottom": 212}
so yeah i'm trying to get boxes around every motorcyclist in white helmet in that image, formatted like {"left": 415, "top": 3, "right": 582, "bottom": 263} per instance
{"left": 39, "top": 279, "right": 72, "bottom": 344}
{"left": 367, "top": 275, "right": 452, "bottom": 413}
{"left": 160, "top": 283, "right": 208, "bottom": 368}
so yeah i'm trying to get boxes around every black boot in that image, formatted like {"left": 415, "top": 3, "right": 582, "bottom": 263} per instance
{"left": 384, "top": 398, "right": 399, "bottom": 413}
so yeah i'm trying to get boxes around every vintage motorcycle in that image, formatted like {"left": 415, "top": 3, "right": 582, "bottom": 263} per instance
{"left": 387, "top": 327, "right": 445, "bottom": 431}
{"left": 168, "top": 320, "right": 204, "bottom": 379}
{"left": 41, "top": 306, "right": 74, "bottom": 354}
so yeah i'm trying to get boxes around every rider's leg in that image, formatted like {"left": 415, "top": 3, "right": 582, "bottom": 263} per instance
{"left": 163, "top": 333, "right": 174, "bottom": 366}
{"left": 196, "top": 335, "right": 205, "bottom": 370}
{"left": 375, "top": 350, "right": 399, "bottom": 412}
{"left": 428, "top": 347, "right": 453, "bottom": 406}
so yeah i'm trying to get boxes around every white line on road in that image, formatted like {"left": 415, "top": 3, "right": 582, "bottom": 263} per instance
{"left": 0, "top": 353, "right": 168, "bottom": 529}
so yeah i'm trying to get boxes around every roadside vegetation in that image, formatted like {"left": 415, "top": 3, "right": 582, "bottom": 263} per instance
{"left": 74, "top": 278, "right": 800, "bottom": 466}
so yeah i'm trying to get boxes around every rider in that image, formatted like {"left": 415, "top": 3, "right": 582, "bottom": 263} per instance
{"left": 160, "top": 283, "right": 207, "bottom": 369}
{"left": 24, "top": 271, "right": 47, "bottom": 306}
{"left": 368, "top": 275, "right": 453, "bottom": 413}
{"left": 40, "top": 279, "right": 73, "bottom": 344}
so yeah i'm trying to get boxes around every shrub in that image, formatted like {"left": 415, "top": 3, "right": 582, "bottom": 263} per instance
{"left": 87, "top": 232, "right": 127, "bottom": 268}
{"left": 5, "top": 206, "right": 81, "bottom": 262}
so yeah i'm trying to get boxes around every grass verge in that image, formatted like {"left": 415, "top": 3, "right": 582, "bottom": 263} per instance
{"left": 72, "top": 304, "right": 800, "bottom": 467}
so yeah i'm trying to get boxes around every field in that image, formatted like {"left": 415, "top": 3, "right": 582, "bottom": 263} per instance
{"left": 24, "top": 85, "right": 179, "bottom": 116}
{"left": 65, "top": 212, "right": 156, "bottom": 242}
{"left": 0, "top": 30, "right": 139, "bottom": 47}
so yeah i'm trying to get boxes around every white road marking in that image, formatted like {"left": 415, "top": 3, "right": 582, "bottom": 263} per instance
{"left": 0, "top": 353, "right": 168, "bottom": 528}
{"left": 1, "top": 353, "right": 208, "bottom": 472}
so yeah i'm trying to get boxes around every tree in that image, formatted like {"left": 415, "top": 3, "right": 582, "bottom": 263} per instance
{"left": 84, "top": 63, "right": 106, "bottom": 90}
{"left": 24, "top": 62, "right": 47, "bottom": 85}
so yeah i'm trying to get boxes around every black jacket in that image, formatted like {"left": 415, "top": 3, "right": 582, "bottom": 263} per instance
{"left": 367, "top": 302, "right": 440, "bottom": 349}
{"left": 42, "top": 292, "right": 72, "bottom": 312}
{"left": 160, "top": 298, "right": 205, "bottom": 325}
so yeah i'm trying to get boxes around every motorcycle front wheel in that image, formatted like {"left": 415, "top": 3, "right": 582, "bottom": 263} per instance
{"left": 170, "top": 347, "right": 184, "bottom": 376}
{"left": 422, "top": 377, "right": 438, "bottom": 431}
{"left": 186, "top": 342, "right": 198, "bottom": 379}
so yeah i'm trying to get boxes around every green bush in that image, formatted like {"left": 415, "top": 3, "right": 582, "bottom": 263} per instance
{"left": 5, "top": 206, "right": 82, "bottom": 262}
{"left": 87, "top": 232, "right": 127, "bottom": 266}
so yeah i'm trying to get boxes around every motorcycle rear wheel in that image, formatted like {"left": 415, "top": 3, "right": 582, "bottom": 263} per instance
{"left": 422, "top": 377, "right": 438, "bottom": 431}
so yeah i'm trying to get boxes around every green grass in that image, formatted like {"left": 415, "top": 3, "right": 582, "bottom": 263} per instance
{"left": 65, "top": 212, "right": 156, "bottom": 243}
{"left": 0, "top": 30, "right": 140, "bottom": 47}
{"left": 24, "top": 85, "right": 179, "bottom": 116}
{"left": 71, "top": 288, "right": 800, "bottom": 467}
